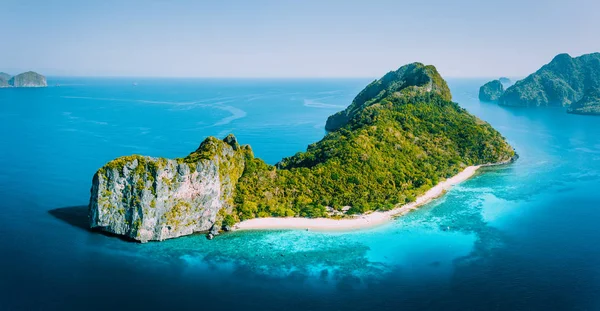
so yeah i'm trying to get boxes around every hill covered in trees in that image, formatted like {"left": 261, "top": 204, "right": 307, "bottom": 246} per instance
{"left": 0, "top": 71, "right": 47, "bottom": 88}
{"left": 90, "top": 62, "right": 515, "bottom": 242}
{"left": 235, "top": 63, "right": 515, "bottom": 220}
{"left": 325, "top": 63, "right": 451, "bottom": 131}
{"left": 499, "top": 53, "right": 600, "bottom": 115}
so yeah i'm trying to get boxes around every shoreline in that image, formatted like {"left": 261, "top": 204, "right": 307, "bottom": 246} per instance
{"left": 235, "top": 161, "right": 509, "bottom": 232}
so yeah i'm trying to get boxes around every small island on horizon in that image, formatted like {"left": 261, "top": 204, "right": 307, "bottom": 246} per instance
{"left": 89, "top": 62, "right": 516, "bottom": 242}
{"left": 0, "top": 71, "right": 47, "bottom": 88}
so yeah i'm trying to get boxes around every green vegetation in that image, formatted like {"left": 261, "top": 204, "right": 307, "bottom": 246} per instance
{"left": 164, "top": 199, "right": 192, "bottom": 227}
{"left": 182, "top": 134, "right": 246, "bottom": 182}
{"left": 325, "top": 63, "right": 451, "bottom": 131}
{"left": 232, "top": 63, "right": 514, "bottom": 220}
{"left": 479, "top": 80, "right": 504, "bottom": 102}
{"left": 93, "top": 62, "right": 515, "bottom": 229}
{"left": 133, "top": 218, "right": 142, "bottom": 232}
{"left": 222, "top": 214, "right": 237, "bottom": 228}
{"left": 99, "top": 155, "right": 158, "bottom": 197}
{"left": 568, "top": 88, "right": 600, "bottom": 115}
{"left": 500, "top": 53, "right": 600, "bottom": 114}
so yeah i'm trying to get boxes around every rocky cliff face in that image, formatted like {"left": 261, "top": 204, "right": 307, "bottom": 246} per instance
{"left": 89, "top": 134, "right": 249, "bottom": 242}
{"left": 8, "top": 71, "right": 47, "bottom": 87}
{"left": 479, "top": 80, "right": 504, "bottom": 102}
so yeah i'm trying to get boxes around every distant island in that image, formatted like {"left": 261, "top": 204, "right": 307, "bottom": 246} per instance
{"left": 89, "top": 62, "right": 516, "bottom": 242}
{"left": 498, "top": 77, "right": 512, "bottom": 86}
{"left": 0, "top": 71, "right": 47, "bottom": 88}
{"left": 479, "top": 79, "right": 504, "bottom": 102}
{"left": 495, "top": 52, "right": 600, "bottom": 115}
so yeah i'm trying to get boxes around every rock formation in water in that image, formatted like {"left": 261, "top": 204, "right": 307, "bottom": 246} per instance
{"left": 479, "top": 80, "right": 505, "bottom": 102}
{"left": 89, "top": 62, "right": 515, "bottom": 242}
{"left": 6, "top": 71, "right": 47, "bottom": 87}
{"left": 499, "top": 53, "right": 600, "bottom": 114}
{"left": 89, "top": 135, "right": 248, "bottom": 242}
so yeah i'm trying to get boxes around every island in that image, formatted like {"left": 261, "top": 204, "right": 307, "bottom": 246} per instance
{"left": 0, "top": 71, "right": 47, "bottom": 88}
{"left": 89, "top": 62, "right": 516, "bottom": 242}
{"left": 499, "top": 52, "right": 600, "bottom": 115}
{"left": 479, "top": 80, "right": 505, "bottom": 102}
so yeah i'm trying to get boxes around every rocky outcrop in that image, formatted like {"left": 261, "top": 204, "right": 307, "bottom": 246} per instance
{"left": 89, "top": 134, "right": 249, "bottom": 242}
{"left": 324, "top": 62, "right": 451, "bottom": 131}
{"left": 8, "top": 71, "right": 47, "bottom": 87}
{"left": 479, "top": 80, "right": 504, "bottom": 102}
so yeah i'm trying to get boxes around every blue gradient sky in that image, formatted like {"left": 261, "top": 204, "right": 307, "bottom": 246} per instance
{"left": 1, "top": 0, "right": 598, "bottom": 77}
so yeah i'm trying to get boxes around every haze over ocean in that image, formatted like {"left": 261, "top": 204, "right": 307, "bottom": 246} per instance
{"left": 2, "top": 0, "right": 599, "bottom": 78}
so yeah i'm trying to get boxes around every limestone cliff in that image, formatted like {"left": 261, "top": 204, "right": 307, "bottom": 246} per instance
{"left": 89, "top": 134, "right": 249, "bottom": 242}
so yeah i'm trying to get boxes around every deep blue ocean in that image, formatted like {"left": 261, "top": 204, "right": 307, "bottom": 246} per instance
{"left": 1, "top": 77, "right": 599, "bottom": 310}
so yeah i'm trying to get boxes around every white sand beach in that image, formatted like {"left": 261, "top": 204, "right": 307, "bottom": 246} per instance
{"left": 235, "top": 165, "right": 481, "bottom": 231}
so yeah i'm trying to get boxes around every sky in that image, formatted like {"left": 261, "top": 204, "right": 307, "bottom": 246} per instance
{"left": 1, "top": 0, "right": 599, "bottom": 78}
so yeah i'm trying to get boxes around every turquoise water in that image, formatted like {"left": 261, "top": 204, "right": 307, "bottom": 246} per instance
{"left": 1, "top": 78, "right": 599, "bottom": 310}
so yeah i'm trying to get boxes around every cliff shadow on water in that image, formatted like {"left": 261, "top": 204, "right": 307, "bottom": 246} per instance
{"left": 48, "top": 206, "right": 139, "bottom": 242}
